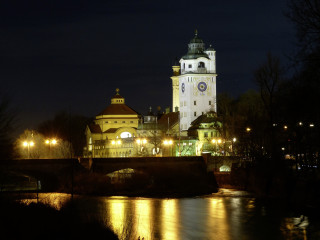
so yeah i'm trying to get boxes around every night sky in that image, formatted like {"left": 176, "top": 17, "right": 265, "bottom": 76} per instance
{"left": 1, "top": 0, "right": 295, "bottom": 134}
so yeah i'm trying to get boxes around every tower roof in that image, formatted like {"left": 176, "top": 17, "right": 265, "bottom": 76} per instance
{"left": 98, "top": 88, "right": 138, "bottom": 116}
{"left": 182, "top": 30, "right": 209, "bottom": 60}
{"left": 189, "top": 29, "right": 204, "bottom": 43}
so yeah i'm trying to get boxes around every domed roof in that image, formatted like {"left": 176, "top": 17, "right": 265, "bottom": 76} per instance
{"left": 182, "top": 30, "right": 209, "bottom": 60}
{"left": 189, "top": 30, "right": 204, "bottom": 43}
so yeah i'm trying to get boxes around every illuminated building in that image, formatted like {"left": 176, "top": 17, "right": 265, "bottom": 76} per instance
{"left": 85, "top": 89, "right": 139, "bottom": 157}
{"left": 171, "top": 30, "right": 217, "bottom": 133}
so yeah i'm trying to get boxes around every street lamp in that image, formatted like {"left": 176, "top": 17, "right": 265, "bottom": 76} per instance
{"left": 23, "top": 141, "right": 34, "bottom": 159}
{"left": 45, "top": 138, "right": 57, "bottom": 158}
{"left": 163, "top": 139, "right": 173, "bottom": 156}
{"left": 136, "top": 138, "right": 147, "bottom": 155}
{"left": 211, "top": 138, "right": 222, "bottom": 155}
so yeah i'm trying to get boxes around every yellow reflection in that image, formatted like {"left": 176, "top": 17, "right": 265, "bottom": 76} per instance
{"left": 109, "top": 201, "right": 126, "bottom": 238}
{"left": 208, "top": 198, "right": 231, "bottom": 240}
{"left": 134, "top": 199, "right": 152, "bottom": 240}
{"left": 161, "top": 199, "right": 179, "bottom": 240}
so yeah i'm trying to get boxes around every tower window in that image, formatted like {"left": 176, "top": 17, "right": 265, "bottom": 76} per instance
{"left": 198, "top": 62, "right": 205, "bottom": 68}
{"left": 194, "top": 112, "right": 197, "bottom": 116}
{"left": 188, "top": 64, "right": 192, "bottom": 68}
{"left": 194, "top": 101, "right": 196, "bottom": 105}
{"left": 209, "top": 101, "right": 212, "bottom": 105}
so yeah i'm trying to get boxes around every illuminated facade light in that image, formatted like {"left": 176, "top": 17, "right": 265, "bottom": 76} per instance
{"left": 246, "top": 128, "right": 251, "bottom": 132}
{"left": 232, "top": 138, "right": 236, "bottom": 142}
{"left": 299, "top": 122, "right": 303, "bottom": 126}
{"left": 310, "top": 123, "right": 314, "bottom": 127}
{"left": 284, "top": 125, "right": 288, "bottom": 130}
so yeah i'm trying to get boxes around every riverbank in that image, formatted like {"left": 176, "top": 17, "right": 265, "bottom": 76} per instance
{"left": 0, "top": 197, "right": 119, "bottom": 240}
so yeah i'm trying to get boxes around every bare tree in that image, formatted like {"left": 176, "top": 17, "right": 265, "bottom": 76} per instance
{"left": 286, "top": 0, "right": 320, "bottom": 56}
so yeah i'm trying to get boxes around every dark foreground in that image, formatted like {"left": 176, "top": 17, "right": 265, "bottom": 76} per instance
{"left": 0, "top": 198, "right": 119, "bottom": 240}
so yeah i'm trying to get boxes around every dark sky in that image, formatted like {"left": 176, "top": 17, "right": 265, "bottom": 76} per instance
{"left": 1, "top": 0, "right": 295, "bottom": 134}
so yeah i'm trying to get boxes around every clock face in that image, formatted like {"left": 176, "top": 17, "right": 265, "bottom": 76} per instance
{"left": 198, "top": 82, "right": 207, "bottom": 92}
{"left": 181, "top": 83, "right": 185, "bottom": 93}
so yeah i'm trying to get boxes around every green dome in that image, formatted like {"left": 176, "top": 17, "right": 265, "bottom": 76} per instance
{"left": 182, "top": 30, "right": 209, "bottom": 60}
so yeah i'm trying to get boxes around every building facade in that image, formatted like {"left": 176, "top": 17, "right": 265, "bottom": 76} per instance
{"left": 85, "top": 89, "right": 139, "bottom": 158}
{"left": 171, "top": 30, "right": 217, "bottom": 132}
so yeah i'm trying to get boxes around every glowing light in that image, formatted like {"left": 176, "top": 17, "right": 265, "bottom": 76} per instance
{"left": 232, "top": 138, "right": 236, "bottom": 142}
{"left": 299, "top": 122, "right": 303, "bottom": 126}
{"left": 111, "top": 140, "right": 115, "bottom": 145}
{"left": 52, "top": 139, "right": 57, "bottom": 145}
{"left": 284, "top": 125, "right": 288, "bottom": 130}
{"left": 217, "top": 139, "right": 222, "bottom": 144}
{"left": 212, "top": 139, "right": 216, "bottom": 143}
{"left": 246, "top": 127, "right": 251, "bottom": 132}
{"left": 142, "top": 139, "right": 147, "bottom": 144}
{"left": 310, "top": 123, "right": 314, "bottom": 127}
{"left": 136, "top": 139, "right": 141, "bottom": 144}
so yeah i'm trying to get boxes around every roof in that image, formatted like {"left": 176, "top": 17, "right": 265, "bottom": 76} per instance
{"left": 104, "top": 128, "right": 118, "bottom": 133}
{"left": 88, "top": 124, "right": 102, "bottom": 133}
{"left": 158, "top": 112, "right": 179, "bottom": 127}
{"left": 98, "top": 104, "right": 138, "bottom": 116}
{"left": 182, "top": 31, "right": 209, "bottom": 60}
{"left": 190, "top": 111, "right": 221, "bottom": 127}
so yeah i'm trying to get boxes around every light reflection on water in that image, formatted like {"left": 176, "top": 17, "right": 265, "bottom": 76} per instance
{"left": 18, "top": 190, "right": 316, "bottom": 240}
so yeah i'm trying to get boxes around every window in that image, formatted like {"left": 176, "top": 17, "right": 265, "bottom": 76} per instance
{"left": 194, "top": 112, "right": 197, "bottom": 116}
{"left": 194, "top": 101, "right": 196, "bottom": 105}
{"left": 198, "top": 62, "right": 205, "bottom": 68}
{"left": 105, "top": 121, "right": 108, "bottom": 123}
{"left": 183, "top": 63, "right": 185, "bottom": 69}
{"left": 204, "top": 132, "right": 208, "bottom": 138}
{"left": 114, "top": 121, "right": 117, "bottom": 123}
{"left": 211, "top": 132, "right": 213, "bottom": 137}
{"left": 209, "top": 101, "right": 212, "bottom": 105}
{"left": 122, "top": 121, "right": 125, "bottom": 123}
{"left": 188, "top": 64, "right": 192, "bottom": 68}
{"left": 130, "top": 121, "right": 133, "bottom": 123}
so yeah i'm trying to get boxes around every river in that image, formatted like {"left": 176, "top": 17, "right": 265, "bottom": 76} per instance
{"left": 19, "top": 189, "right": 319, "bottom": 240}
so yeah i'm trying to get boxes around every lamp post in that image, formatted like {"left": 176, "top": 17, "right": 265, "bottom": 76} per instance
{"left": 136, "top": 138, "right": 147, "bottom": 156}
{"left": 45, "top": 138, "right": 57, "bottom": 158}
{"left": 23, "top": 141, "right": 34, "bottom": 159}
{"left": 163, "top": 139, "right": 173, "bottom": 156}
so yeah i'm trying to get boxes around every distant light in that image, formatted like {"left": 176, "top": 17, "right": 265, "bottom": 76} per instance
{"left": 30, "top": 141, "right": 34, "bottom": 147}
{"left": 189, "top": 142, "right": 192, "bottom": 146}
{"left": 281, "top": 147, "right": 285, "bottom": 151}
{"left": 111, "top": 140, "right": 115, "bottom": 145}
{"left": 310, "top": 123, "right": 314, "bottom": 127}
{"left": 232, "top": 138, "right": 236, "bottom": 142}
{"left": 273, "top": 123, "right": 277, "bottom": 127}
{"left": 117, "top": 140, "right": 121, "bottom": 145}
{"left": 299, "top": 122, "right": 303, "bottom": 126}
{"left": 45, "top": 140, "right": 50, "bottom": 144}
{"left": 23, "top": 141, "right": 28, "bottom": 147}
{"left": 217, "top": 139, "right": 222, "bottom": 144}
{"left": 212, "top": 139, "right": 216, "bottom": 143}
{"left": 246, "top": 128, "right": 251, "bottom": 132}
{"left": 142, "top": 139, "right": 147, "bottom": 144}
{"left": 51, "top": 139, "right": 57, "bottom": 145}
{"left": 136, "top": 139, "right": 141, "bottom": 144}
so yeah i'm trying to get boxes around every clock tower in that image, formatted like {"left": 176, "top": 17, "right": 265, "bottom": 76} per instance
{"left": 171, "top": 30, "right": 217, "bottom": 131}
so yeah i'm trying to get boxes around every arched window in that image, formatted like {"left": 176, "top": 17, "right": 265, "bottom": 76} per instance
{"left": 120, "top": 132, "right": 132, "bottom": 138}
{"left": 198, "top": 62, "right": 205, "bottom": 68}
